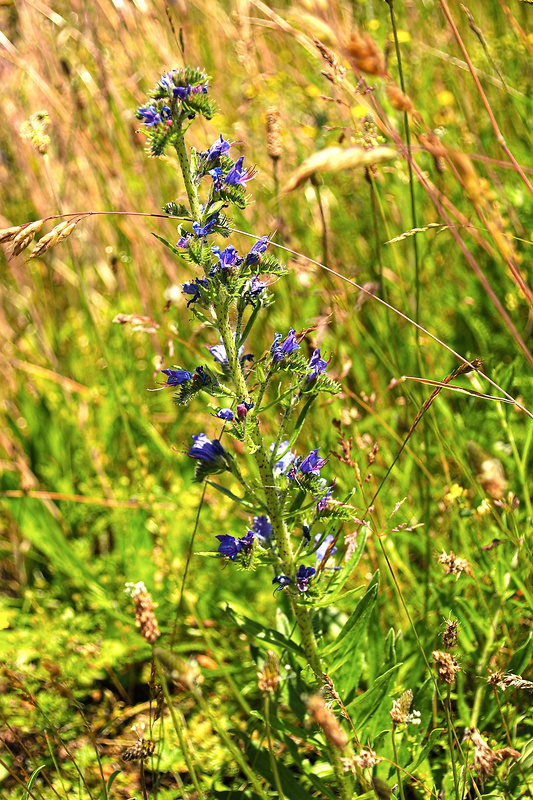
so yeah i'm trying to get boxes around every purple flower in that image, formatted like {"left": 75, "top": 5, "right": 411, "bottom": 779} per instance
{"left": 182, "top": 277, "right": 208, "bottom": 306}
{"left": 217, "top": 408, "right": 234, "bottom": 422}
{"left": 174, "top": 84, "right": 192, "bottom": 100}
{"left": 307, "top": 349, "right": 328, "bottom": 382}
{"left": 212, "top": 244, "right": 242, "bottom": 270}
{"left": 207, "top": 134, "right": 231, "bottom": 161}
{"left": 301, "top": 449, "right": 326, "bottom": 475}
{"left": 236, "top": 401, "right": 254, "bottom": 419}
{"left": 188, "top": 433, "right": 231, "bottom": 480}
{"left": 270, "top": 440, "right": 296, "bottom": 476}
{"left": 272, "top": 574, "right": 292, "bottom": 592}
{"left": 177, "top": 236, "right": 190, "bottom": 248}
{"left": 225, "top": 156, "right": 257, "bottom": 186}
{"left": 161, "top": 368, "right": 193, "bottom": 386}
{"left": 252, "top": 515, "right": 272, "bottom": 544}
{"left": 302, "top": 523, "right": 311, "bottom": 544}
{"left": 317, "top": 483, "right": 334, "bottom": 512}
{"left": 246, "top": 277, "right": 266, "bottom": 298}
{"left": 296, "top": 564, "right": 316, "bottom": 592}
{"left": 216, "top": 530, "right": 254, "bottom": 561}
{"left": 244, "top": 236, "right": 269, "bottom": 267}
{"left": 192, "top": 214, "right": 219, "bottom": 237}
{"left": 191, "top": 83, "right": 208, "bottom": 94}
{"left": 314, "top": 534, "right": 337, "bottom": 567}
{"left": 271, "top": 328, "right": 300, "bottom": 362}
{"left": 137, "top": 105, "right": 162, "bottom": 126}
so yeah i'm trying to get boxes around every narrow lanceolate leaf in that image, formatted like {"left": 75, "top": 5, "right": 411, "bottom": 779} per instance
{"left": 282, "top": 145, "right": 396, "bottom": 193}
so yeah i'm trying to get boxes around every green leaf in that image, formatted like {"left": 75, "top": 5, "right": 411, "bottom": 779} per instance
{"left": 23, "top": 765, "right": 47, "bottom": 800}
{"left": 151, "top": 232, "right": 183, "bottom": 257}
{"left": 321, "top": 573, "right": 379, "bottom": 659}
{"left": 224, "top": 605, "right": 306, "bottom": 658}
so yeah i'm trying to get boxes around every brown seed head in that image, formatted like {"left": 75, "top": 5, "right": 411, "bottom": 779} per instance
{"left": 488, "top": 671, "right": 533, "bottom": 692}
{"left": 11, "top": 220, "right": 44, "bottom": 257}
{"left": 345, "top": 28, "right": 387, "bottom": 77}
{"left": 266, "top": 107, "right": 283, "bottom": 161}
{"left": 387, "top": 84, "right": 415, "bottom": 115}
{"left": 437, "top": 550, "right": 472, "bottom": 579}
{"left": 125, "top": 581, "right": 160, "bottom": 644}
{"left": 467, "top": 727, "right": 521, "bottom": 784}
{"left": 123, "top": 738, "right": 156, "bottom": 761}
{"left": 257, "top": 650, "right": 280, "bottom": 694}
{"left": 306, "top": 694, "right": 348, "bottom": 750}
{"left": 432, "top": 650, "right": 460, "bottom": 684}
{"left": 442, "top": 617, "right": 459, "bottom": 648}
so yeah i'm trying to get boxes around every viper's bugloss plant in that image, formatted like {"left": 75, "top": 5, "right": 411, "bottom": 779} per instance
{"left": 136, "top": 67, "right": 364, "bottom": 798}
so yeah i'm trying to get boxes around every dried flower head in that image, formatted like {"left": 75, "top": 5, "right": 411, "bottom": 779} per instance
{"left": 390, "top": 689, "right": 421, "bottom": 727}
{"left": 257, "top": 650, "right": 280, "bottom": 694}
{"left": 123, "top": 738, "right": 156, "bottom": 761}
{"left": 442, "top": 617, "right": 459, "bottom": 649}
{"left": 345, "top": 28, "right": 387, "bottom": 77}
{"left": 125, "top": 581, "right": 161, "bottom": 644}
{"left": 438, "top": 550, "right": 472, "bottom": 579}
{"left": 353, "top": 748, "right": 383, "bottom": 769}
{"left": 306, "top": 694, "right": 348, "bottom": 750}
{"left": 467, "top": 727, "right": 520, "bottom": 783}
{"left": 488, "top": 671, "right": 533, "bottom": 692}
{"left": 432, "top": 650, "right": 460, "bottom": 684}
{"left": 314, "top": 38, "right": 346, "bottom": 84}
{"left": 266, "top": 107, "right": 283, "bottom": 161}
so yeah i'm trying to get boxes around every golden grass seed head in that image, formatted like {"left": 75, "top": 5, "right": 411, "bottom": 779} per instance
{"left": 306, "top": 694, "right": 348, "bottom": 750}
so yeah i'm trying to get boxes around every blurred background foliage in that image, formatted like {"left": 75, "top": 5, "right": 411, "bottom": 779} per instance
{"left": 1, "top": 0, "right": 533, "bottom": 797}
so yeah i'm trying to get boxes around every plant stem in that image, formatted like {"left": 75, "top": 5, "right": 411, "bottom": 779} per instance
{"left": 156, "top": 667, "right": 206, "bottom": 800}
{"left": 264, "top": 695, "right": 285, "bottom": 799}
{"left": 444, "top": 684, "right": 461, "bottom": 800}
{"left": 391, "top": 727, "right": 406, "bottom": 800}
{"left": 213, "top": 296, "right": 323, "bottom": 675}
{"left": 174, "top": 130, "right": 201, "bottom": 220}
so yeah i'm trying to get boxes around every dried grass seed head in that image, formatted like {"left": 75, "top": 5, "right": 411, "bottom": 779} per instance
{"left": 125, "top": 580, "right": 161, "bottom": 644}
{"left": 266, "top": 107, "right": 283, "bottom": 161}
{"left": 306, "top": 694, "right": 348, "bottom": 750}
{"left": 345, "top": 28, "right": 387, "bottom": 78}
{"left": 442, "top": 617, "right": 459, "bottom": 648}
{"left": 467, "top": 727, "right": 521, "bottom": 783}
{"left": 488, "top": 671, "right": 533, "bottom": 692}
{"left": 257, "top": 650, "right": 280, "bottom": 694}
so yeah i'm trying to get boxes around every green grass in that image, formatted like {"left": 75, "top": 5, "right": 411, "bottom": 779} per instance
{"left": 1, "top": 0, "right": 533, "bottom": 798}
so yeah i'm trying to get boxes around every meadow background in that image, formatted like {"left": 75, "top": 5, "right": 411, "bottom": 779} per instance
{"left": 1, "top": 0, "right": 533, "bottom": 797}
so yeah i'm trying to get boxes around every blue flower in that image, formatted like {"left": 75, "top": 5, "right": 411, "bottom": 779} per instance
{"left": 174, "top": 84, "right": 192, "bottom": 100}
{"left": 314, "top": 534, "right": 337, "bottom": 567}
{"left": 177, "top": 236, "right": 190, "bottom": 248}
{"left": 296, "top": 564, "right": 316, "bottom": 592}
{"left": 247, "top": 277, "right": 266, "bottom": 297}
{"left": 253, "top": 515, "right": 272, "bottom": 544}
{"left": 225, "top": 156, "right": 257, "bottom": 186}
{"left": 137, "top": 105, "right": 162, "bottom": 126}
{"left": 209, "top": 167, "right": 224, "bottom": 191}
{"left": 212, "top": 244, "right": 242, "bottom": 270}
{"left": 192, "top": 214, "right": 219, "bottom": 237}
{"left": 270, "top": 440, "right": 296, "bottom": 475}
{"left": 182, "top": 277, "right": 209, "bottom": 306}
{"left": 191, "top": 84, "right": 208, "bottom": 94}
{"left": 271, "top": 328, "right": 300, "bottom": 363}
{"left": 207, "top": 134, "right": 231, "bottom": 161}
{"left": 307, "top": 348, "right": 328, "bottom": 382}
{"left": 302, "top": 523, "right": 311, "bottom": 544}
{"left": 161, "top": 368, "right": 193, "bottom": 386}
{"left": 188, "top": 434, "right": 231, "bottom": 480}
{"left": 272, "top": 574, "right": 292, "bottom": 592}
{"left": 244, "top": 236, "right": 269, "bottom": 267}
{"left": 301, "top": 449, "right": 326, "bottom": 475}
{"left": 208, "top": 338, "right": 245, "bottom": 367}
{"left": 216, "top": 530, "right": 254, "bottom": 561}
{"left": 216, "top": 408, "right": 234, "bottom": 421}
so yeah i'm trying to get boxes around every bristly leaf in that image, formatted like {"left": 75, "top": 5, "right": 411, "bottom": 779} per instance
{"left": 317, "top": 501, "right": 359, "bottom": 521}
{"left": 304, "top": 374, "right": 341, "bottom": 396}
{"left": 151, "top": 233, "right": 185, "bottom": 258}
{"left": 217, "top": 184, "right": 248, "bottom": 209}
{"left": 255, "top": 253, "right": 287, "bottom": 276}
{"left": 163, "top": 201, "right": 191, "bottom": 218}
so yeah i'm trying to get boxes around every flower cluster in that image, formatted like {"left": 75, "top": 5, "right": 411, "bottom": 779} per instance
{"left": 138, "top": 67, "right": 350, "bottom": 618}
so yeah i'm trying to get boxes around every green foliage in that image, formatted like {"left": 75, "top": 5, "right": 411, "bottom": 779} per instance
{"left": 1, "top": 0, "right": 533, "bottom": 798}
